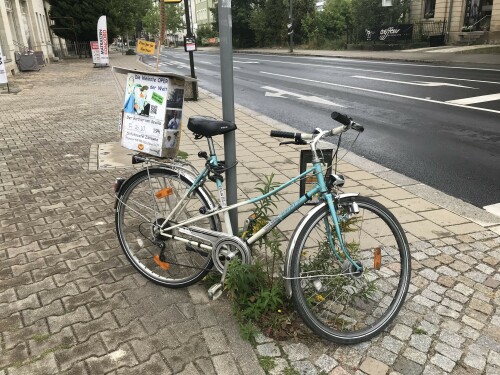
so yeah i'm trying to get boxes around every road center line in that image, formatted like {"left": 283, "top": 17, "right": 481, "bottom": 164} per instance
{"left": 260, "top": 71, "right": 500, "bottom": 115}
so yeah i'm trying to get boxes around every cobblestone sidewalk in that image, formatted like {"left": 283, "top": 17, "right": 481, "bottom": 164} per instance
{"left": 0, "top": 58, "right": 263, "bottom": 375}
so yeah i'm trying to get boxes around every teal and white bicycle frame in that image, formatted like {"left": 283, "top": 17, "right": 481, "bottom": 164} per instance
{"left": 155, "top": 127, "right": 361, "bottom": 272}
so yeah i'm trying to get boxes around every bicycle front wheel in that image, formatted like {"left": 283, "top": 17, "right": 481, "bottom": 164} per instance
{"left": 290, "top": 196, "right": 411, "bottom": 344}
{"left": 115, "top": 168, "right": 220, "bottom": 288}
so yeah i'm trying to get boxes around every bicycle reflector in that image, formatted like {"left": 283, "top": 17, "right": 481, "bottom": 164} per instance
{"left": 154, "top": 255, "right": 170, "bottom": 270}
{"left": 114, "top": 178, "right": 125, "bottom": 193}
{"left": 155, "top": 187, "right": 173, "bottom": 199}
{"left": 374, "top": 247, "right": 381, "bottom": 270}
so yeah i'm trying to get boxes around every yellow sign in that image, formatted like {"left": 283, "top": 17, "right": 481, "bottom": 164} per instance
{"left": 137, "top": 39, "right": 156, "bottom": 55}
{"left": 163, "top": 0, "right": 182, "bottom": 3}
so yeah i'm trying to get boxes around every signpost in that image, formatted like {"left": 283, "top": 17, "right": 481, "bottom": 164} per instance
{"left": 219, "top": 0, "right": 238, "bottom": 234}
{"left": 90, "top": 41, "right": 101, "bottom": 65}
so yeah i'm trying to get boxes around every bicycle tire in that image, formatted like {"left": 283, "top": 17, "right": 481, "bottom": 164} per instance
{"left": 290, "top": 195, "right": 411, "bottom": 344}
{"left": 115, "top": 167, "right": 221, "bottom": 288}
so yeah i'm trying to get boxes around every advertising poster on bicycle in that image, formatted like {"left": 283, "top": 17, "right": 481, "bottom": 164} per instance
{"left": 118, "top": 68, "right": 186, "bottom": 158}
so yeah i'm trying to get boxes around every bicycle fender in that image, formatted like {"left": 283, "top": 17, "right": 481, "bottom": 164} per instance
{"left": 283, "top": 193, "right": 359, "bottom": 299}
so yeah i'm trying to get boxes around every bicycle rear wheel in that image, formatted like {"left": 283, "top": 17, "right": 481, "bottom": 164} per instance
{"left": 115, "top": 168, "right": 220, "bottom": 288}
{"left": 290, "top": 196, "right": 411, "bottom": 344}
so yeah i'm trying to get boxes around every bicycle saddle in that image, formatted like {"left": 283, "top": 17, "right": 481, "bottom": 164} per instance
{"left": 187, "top": 116, "right": 237, "bottom": 137}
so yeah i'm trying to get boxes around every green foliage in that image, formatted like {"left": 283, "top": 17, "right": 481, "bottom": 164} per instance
{"left": 240, "top": 321, "right": 260, "bottom": 344}
{"left": 196, "top": 24, "right": 216, "bottom": 45}
{"left": 49, "top": 0, "right": 118, "bottom": 41}
{"left": 224, "top": 174, "right": 296, "bottom": 340}
{"left": 177, "top": 150, "right": 189, "bottom": 160}
{"left": 283, "top": 367, "right": 300, "bottom": 375}
{"left": 259, "top": 356, "right": 277, "bottom": 372}
{"left": 142, "top": 3, "right": 185, "bottom": 40}
{"left": 125, "top": 48, "right": 136, "bottom": 55}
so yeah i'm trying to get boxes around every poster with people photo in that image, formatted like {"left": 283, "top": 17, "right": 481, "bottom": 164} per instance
{"left": 167, "top": 79, "right": 185, "bottom": 109}
{"left": 119, "top": 70, "right": 186, "bottom": 158}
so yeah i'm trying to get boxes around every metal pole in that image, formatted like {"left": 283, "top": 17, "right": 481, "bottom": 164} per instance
{"left": 288, "top": 0, "right": 293, "bottom": 52}
{"left": 156, "top": 1, "right": 166, "bottom": 72}
{"left": 183, "top": 0, "right": 197, "bottom": 100}
{"left": 218, "top": 0, "right": 238, "bottom": 234}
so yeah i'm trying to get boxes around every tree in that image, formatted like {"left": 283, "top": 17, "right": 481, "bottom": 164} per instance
{"left": 291, "top": 0, "right": 316, "bottom": 45}
{"left": 110, "top": 0, "right": 151, "bottom": 39}
{"left": 142, "top": 3, "right": 185, "bottom": 40}
{"left": 48, "top": 0, "right": 118, "bottom": 41}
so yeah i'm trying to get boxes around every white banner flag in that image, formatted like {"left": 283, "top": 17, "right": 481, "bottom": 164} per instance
{"left": 0, "top": 45, "right": 8, "bottom": 84}
{"left": 97, "top": 16, "right": 109, "bottom": 65}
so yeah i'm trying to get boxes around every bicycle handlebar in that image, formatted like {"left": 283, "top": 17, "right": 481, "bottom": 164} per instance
{"left": 270, "top": 112, "right": 364, "bottom": 144}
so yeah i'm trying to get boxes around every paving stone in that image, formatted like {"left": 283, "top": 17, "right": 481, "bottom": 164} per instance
{"left": 392, "top": 357, "right": 423, "bottom": 375}
{"left": 202, "top": 326, "right": 229, "bottom": 356}
{"left": 315, "top": 354, "right": 337, "bottom": 373}
{"left": 390, "top": 324, "right": 412, "bottom": 341}
{"left": 256, "top": 343, "right": 281, "bottom": 357}
{"left": 403, "top": 347, "right": 427, "bottom": 365}
{"left": 381, "top": 336, "right": 404, "bottom": 354}
{"left": 463, "top": 353, "right": 487, "bottom": 371}
{"left": 360, "top": 357, "right": 389, "bottom": 375}
{"left": 283, "top": 343, "right": 310, "bottom": 361}
{"left": 430, "top": 353, "right": 456, "bottom": 372}
{"left": 212, "top": 353, "right": 240, "bottom": 375}
{"left": 269, "top": 358, "right": 289, "bottom": 375}
{"left": 409, "top": 334, "right": 432, "bottom": 352}
{"left": 291, "top": 360, "right": 317, "bottom": 375}
{"left": 435, "top": 342, "right": 463, "bottom": 361}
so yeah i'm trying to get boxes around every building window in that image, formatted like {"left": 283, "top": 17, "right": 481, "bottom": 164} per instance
{"left": 424, "top": 0, "right": 436, "bottom": 19}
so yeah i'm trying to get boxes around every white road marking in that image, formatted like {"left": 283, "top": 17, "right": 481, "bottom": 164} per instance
{"left": 352, "top": 75, "right": 476, "bottom": 89}
{"left": 235, "top": 53, "right": 500, "bottom": 73}
{"left": 446, "top": 93, "right": 500, "bottom": 105}
{"left": 234, "top": 60, "right": 259, "bottom": 64}
{"left": 197, "top": 60, "right": 213, "bottom": 65}
{"left": 484, "top": 203, "right": 500, "bottom": 217}
{"left": 260, "top": 71, "right": 500, "bottom": 115}
{"left": 233, "top": 56, "right": 500, "bottom": 85}
{"left": 262, "top": 86, "right": 344, "bottom": 107}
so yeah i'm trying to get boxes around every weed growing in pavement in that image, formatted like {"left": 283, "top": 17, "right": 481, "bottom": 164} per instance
{"left": 258, "top": 356, "right": 277, "bottom": 372}
{"left": 224, "top": 174, "right": 301, "bottom": 341}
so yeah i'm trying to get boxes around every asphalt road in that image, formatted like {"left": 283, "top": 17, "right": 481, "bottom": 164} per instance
{"left": 142, "top": 50, "right": 500, "bottom": 210}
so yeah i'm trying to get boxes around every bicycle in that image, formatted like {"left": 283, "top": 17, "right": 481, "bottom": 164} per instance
{"left": 114, "top": 112, "right": 411, "bottom": 344}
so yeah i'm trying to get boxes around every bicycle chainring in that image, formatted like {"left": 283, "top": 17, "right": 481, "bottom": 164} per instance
{"left": 212, "top": 236, "right": 251, "bottom": 273}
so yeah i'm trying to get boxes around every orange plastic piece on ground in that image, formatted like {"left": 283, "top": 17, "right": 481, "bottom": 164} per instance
{"left": 374, "top": 247, "right": 381, "bottom": 270}
{"left": 154, "top": 254, "right": 170, "bottom": 270}
{"left": 155, "top": 187, "right": 173, "bottom": 199}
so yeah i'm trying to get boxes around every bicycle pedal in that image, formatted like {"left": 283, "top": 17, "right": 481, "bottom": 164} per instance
{"left": 207, "top": 283, "right": 223, "bottom": 301}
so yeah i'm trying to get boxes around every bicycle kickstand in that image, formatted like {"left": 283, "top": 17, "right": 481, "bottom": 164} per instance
{"left": 207, "top": 249, "right": 238, "bottom": 301}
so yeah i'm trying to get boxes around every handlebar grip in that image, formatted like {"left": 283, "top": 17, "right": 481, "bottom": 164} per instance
{"left": 270, "top": 130, "right": 296, "bottom": 139}
{"left": 331, "top": 112, "right": 351, "bottom": 126}
{"left": 351, "top": 123, "right": 364, "bottom": 132}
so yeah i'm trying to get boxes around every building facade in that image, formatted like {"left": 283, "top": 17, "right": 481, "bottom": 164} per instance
{"left": 194, "top": 0, "right": 215, "bottom": 28}
{"left": 410, "top": 0, "right": 500, "bottom": 43}
{"left": 0, "top": 0, "right": 58, "bottom": 76}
